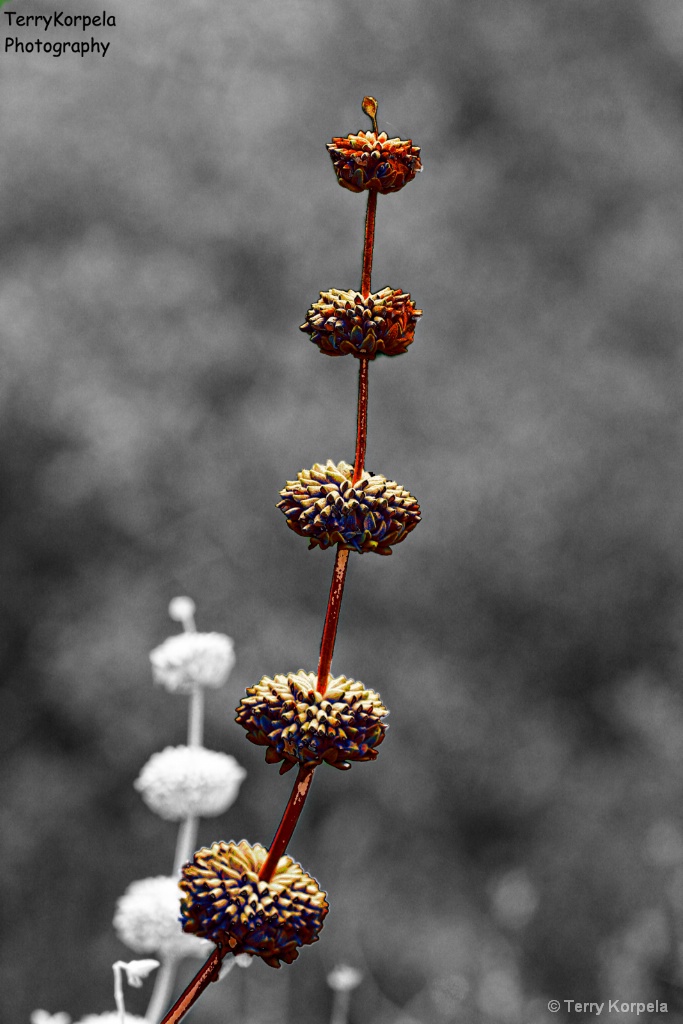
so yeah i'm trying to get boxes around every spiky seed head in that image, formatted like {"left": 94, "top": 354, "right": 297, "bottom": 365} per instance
{"left": 179, "top": 841, "right": 328, "bottom": 968}
{"left": 327, "top": 131, "right": 421, "bottom": 193}
{"left": 277, "top": 460, "right": 420, "bottom": 555}
{"left": 300, "top": 287, "right": 422, "bottom": 360}
{"left": 236, "top": 670, "right": 388, "bottom": 772}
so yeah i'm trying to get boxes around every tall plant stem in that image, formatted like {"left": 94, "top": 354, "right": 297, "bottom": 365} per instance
{"left": 330, "top": 987, "right": 353, "bottom": 1024}
{"left": 149, "top": 639, "right": 206, "bottom": 1019}
{"left": 159, "top": 945, "right": 226, "bottom": 1024}
{"left": 145, "top": 957, "right": 178, "bottom": 1024}
{"left": 360, "top": 189, "right": 377, "bottom": 298}
{"left": 319, "top": 187, "right": 378, "bottom": 690}
{"left": 353, "top": 187, "right": 377, "bottom": 487}
{"left": 317, "top": 545, "right": 350, "bottom": 694}
{"left": 352, "top": 358, "right": 369, "bottom": 485}
{"left": 188, "top": 684, "right": 204, "bottom": 747}
{"left": 259, "top": 764, "right": 316, "bottom": 883}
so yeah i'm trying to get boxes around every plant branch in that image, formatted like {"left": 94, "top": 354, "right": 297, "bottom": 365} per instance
{"left": 159, "top": 946, "right": 226, "bottom": 1024}
{"left": 258, "top": 764, "right": 316, "bottom": 883}
{"left": 353, "top": 186, "right": 376, "bottom": 486}
{"left": 352, "top": 358, "right": 369, "bottom": 485}
{"left": 173, "top": 814, "right": 199, "bottom": 875}
{"left": 113, "top": 962, "right": 126, "bottom": 1024}
{"left": 317, "top": 545, "right": 350, "bottom": 694}
{"left": 187, "top": 684, "right": 204, "bottom": 748}
{"left": 330, "top": 987, "right": 353, "bottom": 1024}
{"left": 360, "top": 189, "right": 377, "bottom": 298}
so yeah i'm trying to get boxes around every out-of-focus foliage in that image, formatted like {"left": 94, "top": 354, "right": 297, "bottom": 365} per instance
{"left": 3, "top": 0, "right": 683, "bottom": 1021}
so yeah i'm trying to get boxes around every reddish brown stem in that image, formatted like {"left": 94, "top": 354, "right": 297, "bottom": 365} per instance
{"left": 259, "top": 764, "right": 316, "bottom": 882}
{"left": 316, "top": 545, "right": 350, "bottom": 694}
{"left": 353, "top": 187, "right": 376, "bottom": 486}
{"left": 160, "top": 945, "right": 226, "bottom": 1024}
{"left": 360, "top": 189, "right": 377, "bottom": 298}
{"left": 352, "top": 357, "right": 369, "bottom": 484}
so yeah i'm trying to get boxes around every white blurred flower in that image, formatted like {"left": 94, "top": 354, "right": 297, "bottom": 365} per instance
{"left": 488, "top": 869, "right": 539, "bottom": 930}
{"left": 215, "top": 952, "right": 253, "bottom": 984}
{"left": 134, "top": 745, "right": 246, "bottom": 821}
{"left": 113, "top": 876, "right": 212, "bottom": 958}
{"left": 115, "top": 959, "right": 160, "bottom": 988}
{"left": 74, "top": 1016, "right": 146, "bottom": 1024}
{"left": 31, "top": 1013, "right": 71, "bottom": 1024}
{"left": 327, "top": 964, "right": 363, "bottom": 991}
{"left": 150, "top": 632, "right": 235, "bottom": 693}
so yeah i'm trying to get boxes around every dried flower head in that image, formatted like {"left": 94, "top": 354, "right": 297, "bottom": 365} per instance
{"left": 235, "top": 670, "right": 388, "bottom": 772}
{"left": 114, "top": 876, "right": 212, "bottom": 959}
{"left": 277, "top": 459, "right": 420, "bottom": 555}
{"left": 150, "top": 632, "right": 235, "bottom": 694}
{"left": 180, "top": 840, "right": 328, "bottom": 968}
{"left": 300, "top": 287, "right": 422, "bottom": 360}
{"left": 134, "top": 746, "right": 246, "bottom": 821}
{"left": 327, "top": 130, "right": 421, "bottom": 193}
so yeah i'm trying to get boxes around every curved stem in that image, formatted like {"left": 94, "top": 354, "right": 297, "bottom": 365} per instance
{"left": 159, "top": 946, "right": 226, "bottom": 1024}
{"left": 113, "top": 962, "right": 126, "bottom": 1024}
{"left": 352, "top": 358, "right": 369, "bottom": 485}
{"left": 145, "top": 956, "right": 179, "bottom": 1024}
{"left": 317, "top": 545, "right": 350, "bottom": 694}
{"left": 259, "top": 764, "right": 316, "bottom": 883}
{"left": 360, "top": 189, "right": 377, "bottom": 298}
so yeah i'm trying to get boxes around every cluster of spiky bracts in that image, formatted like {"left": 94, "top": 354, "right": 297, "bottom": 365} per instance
{"left": 301, "top": 287, "right": 422, "bottom": 359}
{"left": 236, "top": 671, "right": 388, "bottom": 772}
{"left": 327, "top": 130, "right": 421, "bottom": 193}
{"left": 180, "top": 842, "right": 328, "bottom": 968}
{"left": 277, "top": 460, "right": 421, "bottom": 555}
{"left": 173, "top": 99, "right": 422, "bottom": 1006}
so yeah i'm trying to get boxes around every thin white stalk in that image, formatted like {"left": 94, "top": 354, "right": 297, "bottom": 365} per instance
{"left": 113, "top": 962, "right": 126, "bottom": 1024}
{"left": 144, "top": 956, "right": 178, "bottom": 1024}
{"left": 173, "top": 813, "right": 199, "bottom": 874}
{"left": 187, "top": 684, "right": 204, "bottom": 748}
{"left": 176, "top": 679, "right": 205, "bottom": 871}
{"left": 330, "top": 988, "right": 352, "bottom": 1024}
{"left": 145, "top": 600, "right": 206, "bottom": 1023}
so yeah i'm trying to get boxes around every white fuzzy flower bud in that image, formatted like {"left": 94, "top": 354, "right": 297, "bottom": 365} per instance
{"left": 113, "top": 876, "right": 212, "bottom": 959}
{"left": 327, "top": 964, "right": 363, "bottom": 991}
{"left": 134, "top": 746, "right": 246, "bottom": 821}
{"left": 31, "top": 1014, "right": 71, "bottom": 1024}
{"left": 150, "top": 632, "right": 235, "bottom": 693}
{"left": 168, "top": 596, "right": 196, "bottom": 626}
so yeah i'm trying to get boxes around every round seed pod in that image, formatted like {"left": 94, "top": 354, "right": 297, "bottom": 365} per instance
{"left": 277, "top": 460, "right": 421, "bottom": 555}
{"left": 179, "top": 841, "right": 328, "bottom": 968}
{"left": 327, "top": 130, "right": 421, "bottom": 193}
{"left": 300, "top": 287, "right": 422, "bottom": 360}
{"left": 236, "top": 670, "right": 388, "bottom": 772}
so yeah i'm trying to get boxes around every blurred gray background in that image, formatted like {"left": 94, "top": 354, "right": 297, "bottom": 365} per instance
{"left": 3, "top": 0, "right": 683, "bottom": 1021}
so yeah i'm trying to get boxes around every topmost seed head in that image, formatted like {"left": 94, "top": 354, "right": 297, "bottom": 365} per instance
{"left": 327, "top": 96, "right": 421, "bottom": 194}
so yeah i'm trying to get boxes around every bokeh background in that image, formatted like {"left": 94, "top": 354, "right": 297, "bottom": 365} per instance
{"left": 3, "top": 0, "right": 683, "bottom": 1021}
